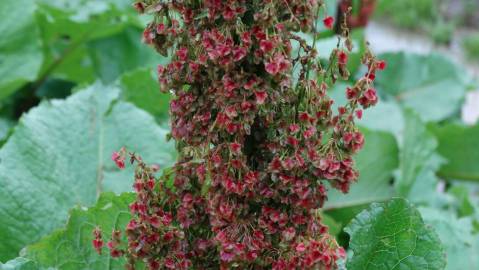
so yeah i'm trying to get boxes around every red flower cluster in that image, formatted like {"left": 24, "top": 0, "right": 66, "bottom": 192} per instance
{"left": 94, "top": 1, "right": 385, "bottom": 269}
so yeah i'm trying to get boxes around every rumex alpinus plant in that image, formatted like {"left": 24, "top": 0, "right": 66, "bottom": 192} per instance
{"left": 93, "top": 0, "right": 386, "bottom": 269}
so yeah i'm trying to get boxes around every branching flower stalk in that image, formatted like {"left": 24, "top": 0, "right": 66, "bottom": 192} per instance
{"left": 94, "top": 0, "right": 385, "bottom": 269}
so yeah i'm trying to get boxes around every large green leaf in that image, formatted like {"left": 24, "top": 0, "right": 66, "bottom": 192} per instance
{"left": 0, "top": 258, "right": 35, "bottom": 270}
{"left": 88, "top": 27, "right": 169, "bottom": 84}
{"left": 395, "top": 110, "right": 439, "bottom": 197}
{"left": 325, "top": 128, "right": 399, "bottom": 211}
{"left": 420, "top": 207, "right": 479, "bottom": 270}
{"left": 0, "top": 83, "right": 176, "bottom": 261}
{"left": 22, "top": 192, "right": 135, "bottom": 270}
{"left": 375, "top": 52, "right": 467, "bottom": 122}
{"left": 356, "top": 100, "right": 404, "bottom": 139}
{"left": 429, "top": 123, "right": 479, "bottom": 181}
{"left": 0, "top": 0, "right": 43, "bottom": 99}
{"left": 118, "top": 68, "right": 171, "bottom": 120}
{"left": 345, "top": 198, "right": 446, "bottom": 270}
{"left": 34, "top": 0, "right": 142, "bottom": 84}
{"left": 0, "top": 118, "right": 13, "bottom": 143}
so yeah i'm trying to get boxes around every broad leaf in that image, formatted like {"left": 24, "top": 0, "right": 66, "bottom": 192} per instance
{"left": 429, "top": 123, "right": 479, "bottom": 181}
{"left": 0, "top": 118, "right": 13, "bottom": 143}
{"left": 357, "top": 100, "right": 404, "bottom": 139}
{"left": 0, "top": 83, "right": 175, "bottom": 261}
{"left": 88, "top": 27, "right": 169, "bottom": 83}
{"left": 449, "top": 185, "right": 476, "bottom": 218}
{"left": 420, "top": 207, "right": 479, "bottom": 270}
{"left": 0, "top": 258, "right": 36, "bottom": 270}
{"left": 118, "top": 68, "right": 171, "bottom": 120}
{"left": 345, "top": 198, "right": 446, "bottom": 270}
{"left": 0, "top": 0, "right": 43, "bottom": 99}
{"left": 375, "top": 52, "right": 467, "bottom": 122}
{"left": 34, "top": 0, "right": 141, "bottom": 84}
{"left": 21, "top": 192, "right": 135, "bottom": 270}
{"left": 395, "top": 110, "right": 439, "bottom": 197}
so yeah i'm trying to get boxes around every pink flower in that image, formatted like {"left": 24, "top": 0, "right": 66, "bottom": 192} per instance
{"left": 356, "top": 109, "right": 363, "bottom": 119}
{"left": 225, "top": 105, "right": 238, "bottom": 118}
{"left": 241, "top": 31, "right": 251, "bottom": 46}
{"left": 189, "top": 62, "right": 200, "bottom": 73}
{"left": 346, "top": 87, "right": 357, "bottom": 99}
{"left": 222, "top": 6, "right": 235, "bottom": 20}
{"left": 295, "top": 243, "right": 306, "bottom": 252}
{"left": 92, "top": 239, "right": 103, "bottom": 254}
{"left": 323, "top": 16, "right": 334, "bottom": 29}
{"left": 220, "top": 250, "right": 235, "bottom": 262}
{"left": 260, "top": 40, "right": 274, "bottom": 53}
{"left": 176, "top": 47, "right": 188, "bottom": 62}
{"left": 298, "top": 112, "right": 310, "bottom": 122}
{"left": 287, "top": 136, "right": 299, "bottom": 148}
{"left": 254, "top": 91, "right": 268, "bottom": 105}
{"left": 265, "top": 61, "right": 279, "bottom": 75}
{"left": 126, "top": 219, "right": 137, "bottom": 231}
{"left": 156, "top": 23, "right": 166, "bottom": 34}
{"left": 142, "top": 28, "right": 154, "bottom": 44}
{"left": 233, "top": 47, "right": 247, "bottom": 61}
{"left": 164, "top": 258, "right": 175, "bottom": 269}
{"left": 377, "top": 60, "right": 387, "bottom": 70}
{"left": 289, "top": 124, "right": 300, "bottom": 134}
{"left": 365, "top": 88, "right": 377, "bottom": 101}
{"left": 230, "top": 142, "right": 242, "bottom": 154}
{"left": 343, "top": 132, "right": 353, "bottom": 144}
{"left": 115, "top": 160, "right": 125, "bottom": 169}
{"left": 223, "top": 76, "right": 238, "bottom": 92}
{"left": 111, "top": 151, "right": 125, "bottom": 169}
{"left": 337, "top": 50, "right": 348, "bottom": 65}
{"left": 282, "top": 227, "right": 296, "bottom": 241}
{"left": 133, "top": 2, "right": 145, "bottom": 13}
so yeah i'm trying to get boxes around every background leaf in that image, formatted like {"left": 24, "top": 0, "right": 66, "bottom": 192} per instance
{"left": 0, "top": 118, "right": 13, "bottom": 143}
{"left": 395, "top": 110, "right": 439, "bottom": 197}
{"left": 88, "top": 27, "right": 169, "bottom": 84}
{"left": 419, "top": 207, "right": 479, "bottom": 270}
{"left": 0, "top": 0, "right": 43, "bottom": 99}
{"left": 22, "top": 192, "right": 135, "bottom": 270}
{"left": 0, "top": 83, "right": 175, "bottom": 261}
{"left": 118, "top": 68, "right": 171, "bottom": 120}
{"left": 375, "top": 52, "right": 467, "bottom": 122}
{"left": 0, "top": 258, "right": 35, "bottom": 270}
{"left": 345, "top": 198, "right": 446, "bottom": 270}
{"left": 429, "top": 123, "right": 479, "bottom": 181}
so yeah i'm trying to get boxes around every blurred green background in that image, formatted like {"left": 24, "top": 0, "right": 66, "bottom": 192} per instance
{"left": 0, "top": 0, "right": 479, "bottom": 269}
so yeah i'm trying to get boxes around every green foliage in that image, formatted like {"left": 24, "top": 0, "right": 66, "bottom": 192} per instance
{"left": 0, "top": 0, "right": 161, "bottom": 102}
{"left": 0, "top": 118, "right": 13, "bottom": 143}
{"left": 375, "top": 0, "right": 455, "bottom": 44}
{"left": 0, "top": 258, "right": 35, "bottom": 270}
{"left": 118, "top": 68, "right": 171, "bottom": 120}
{"left": 0, "top": 0, "right": 43, "bottom": 99}
{"left": 429, "top": 123, "right": 479, "bottom": 181}
{"left": 88, "top": 27, "right": 169, "bottom": 84}
{"left": 22, "top": 192, "right": 135, "bottom": 270}
{"left": 462, "top": 32, "right": 479, "bottom": 61}
{"left": 345, "top": 198, "right": 446, "bottom": 270}
{"left": 0, "top": 84, "right": 175, "bottom": 261}
{"left": 376, "top": 0, "right": 437, "bottom": 29}
{"left": 375, "top": 52, "right": 467, "bottom": 122}
{"left": 395, "top": 110, "right": 439, "bottom": 197}
{"left": 420, "top": 207, "right": 479, "bottom": 270}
